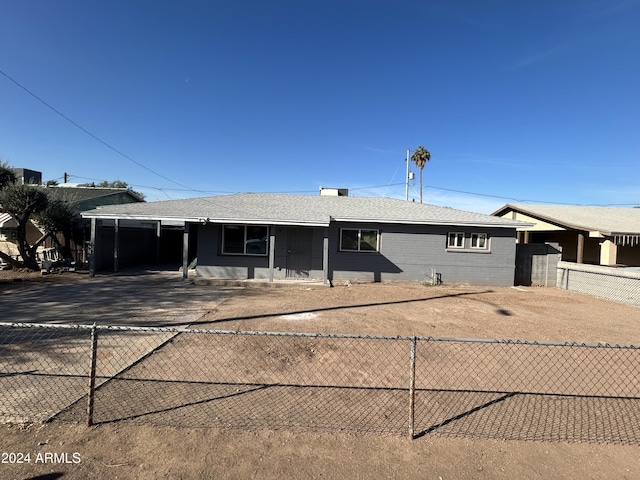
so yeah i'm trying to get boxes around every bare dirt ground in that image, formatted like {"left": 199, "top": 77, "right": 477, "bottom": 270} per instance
{"left": 1, "top": 271, "right": 639, "bottom": 479}
{"left": 192, "top": 280, "right": 640, "bottom": 344}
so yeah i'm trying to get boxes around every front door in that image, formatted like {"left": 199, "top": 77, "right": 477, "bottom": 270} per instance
{"left": 286, "top": 228, "right": 313, "bottom": 278}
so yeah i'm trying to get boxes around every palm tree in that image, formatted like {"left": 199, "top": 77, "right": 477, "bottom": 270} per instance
{"left": 410, "top": 145, "right": 431, "bottom": 204}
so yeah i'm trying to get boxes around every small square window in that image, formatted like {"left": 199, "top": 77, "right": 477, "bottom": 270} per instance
{"left": 471, "top": 233, "right": 488, "bottom": 249}
{"left": 448, "top": 232, "right": 464, "bottom": 248}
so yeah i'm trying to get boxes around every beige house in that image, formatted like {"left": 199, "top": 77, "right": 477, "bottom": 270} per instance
{"left": 0, "top": 213, "right": 44, "bottom": 260}
{"left": 1, "top": 185, "right": 144, "bottom": 264}
{"left": 492, "top": 204, "right": 640, "bottom": 267}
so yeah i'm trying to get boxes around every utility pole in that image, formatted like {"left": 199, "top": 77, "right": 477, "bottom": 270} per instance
{"left": 405, "top": 150, "right": 414, "bottom": 201}
{"left": 64, "top": 172, "right": 68, "bottom": 183}
{"left": 405, "top": 149, "right": 409, "bottom": 201}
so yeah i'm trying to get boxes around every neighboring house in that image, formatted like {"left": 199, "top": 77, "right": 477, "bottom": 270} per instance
{"left": 492, "top": 204, "right": 640, "bottom": 267}
{"left": 46, "top": 185, "right": 145, "bottom": 210}
{"left": 0, "top": 184, "right": 145, "bottom": 264}
{"left": 45, "top": 185, "right": 146, "bottom": 262}
{"left": 0, "top": 213, "right": 44, "bottom": 245}
{"left": 12, "top": 168, "right": 42, "bottom": 185}
{"left": 81, "top": 190, "right": 530, "bottom": 286}
{"left": 0, "top": 213, "right": 37, "bottom": 262}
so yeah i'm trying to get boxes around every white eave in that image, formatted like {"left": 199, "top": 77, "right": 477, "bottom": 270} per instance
{"left": 80, "top": 212, "right": 330, "bottom": 227}
{"left": 331, "top": 216, "right": 533, "bottom": 229}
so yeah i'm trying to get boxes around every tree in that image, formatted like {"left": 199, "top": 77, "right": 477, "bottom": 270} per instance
{"left": 0, "top": 161, "right": 16, "bottom": 187}
{"left": 0, "top": 184, "right": 49, "bottom": 270}
{"left": 410, "top": 145, "right": 431, "bottom": 204}
{"left": 96, "top": 179, "right": 128, "bottom": 188}
{"left": 33, "top": 198, "right": 77, "bottom": 260}
{"left": 0, "top": 162, "right": 76, "bottom": 270}
{"left": 0, "top": 163, "right": 20, "bottom": 268}
{"left": 80, "top": 179, "right": 145, "bottom": 200}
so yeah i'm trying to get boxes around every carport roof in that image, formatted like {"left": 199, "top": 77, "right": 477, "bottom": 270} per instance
{"left": 81, "top": 193, "right": 531, "bottom": 228}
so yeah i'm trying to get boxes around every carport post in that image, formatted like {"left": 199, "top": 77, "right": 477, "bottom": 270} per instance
{"left": 577, "top": 232, "right": 585, "bottom": 264}
{"left": 182, "top": 222, "right": 189, "bottom": 280}
{"left": 89, "top": 217, "right": 97, "bottom": 277}
{"left": 87, "top": 324, "right": 98, "bottom": 426}
{"left": 268, "top": 225, "right": 276, "bottom": 282}
{"left": 156, "top": 221, "right": 161, "bottom": 264}
{"left": 323, "top": 227, "right": 329, "bottom": 284}
{"left": 113, "top": 218, "right": 119, "bottom": 272}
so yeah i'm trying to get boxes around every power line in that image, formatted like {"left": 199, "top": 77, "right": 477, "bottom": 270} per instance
{"left": 422, "top": 185, "right": 638, "bottom": 206}
{"left": 66, "top": 175, "right": 231, "bottom": 195}
{"left": 423, "top": 184, "right": 572, "bottom": 204}
{"left": 65, "top": 173, "right": 638, "bottom": 207}
{"left": 0, "top": 70, "right": 251, "bottom": 214}
{"left": 0, "top": 68, "right": 195, "bottom": 192}
{"left": 3, "top": 70, "right": 632, "bottom": 209}
{"left": 350, "top": 182, "right": 406, "bottom": 192}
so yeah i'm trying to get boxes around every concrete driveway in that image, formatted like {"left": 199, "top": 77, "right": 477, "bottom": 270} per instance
{"left": 0, "top": 267, "right": 228, "bottom": 326}
{"left": 0, "top": 268, "right": 229, "bottom": 423}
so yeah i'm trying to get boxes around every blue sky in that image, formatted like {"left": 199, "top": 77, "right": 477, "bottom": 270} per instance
{"left": 1, "top": 0, "right": 638, "bottom": 213}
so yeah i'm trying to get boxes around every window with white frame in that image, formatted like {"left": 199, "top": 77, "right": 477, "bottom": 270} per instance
{"left": 222, "top": 225, "right": 268, "bottom": 255}
{"left": 470, "top": 233, "right": 488, "bottom": 249}
{"left": 340, "top": 228, "right": 379, "bottom": 252}
{"left": 447, "top": 232, "right": 465, "bottom": 249}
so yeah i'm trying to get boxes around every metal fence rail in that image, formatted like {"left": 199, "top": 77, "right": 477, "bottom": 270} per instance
{"left": 557, "top": 261, "right": 640, "bottom": 306}
{"left": 1, "top": 322, "right": 639, "bottom": 444}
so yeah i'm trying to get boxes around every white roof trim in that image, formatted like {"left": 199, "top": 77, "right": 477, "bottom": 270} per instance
{"left": 82, "top": 213, "right": 330, "bottom": 227}
{"left": 332, "top": 216, "right": 532, "bottom": 228}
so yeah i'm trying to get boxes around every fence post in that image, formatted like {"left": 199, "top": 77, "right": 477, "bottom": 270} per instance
{"left": 87, "top": 324, "right": 98, "bottom": 426}
{"left": 409, "top": 336, "right": 417, "bottom": 439}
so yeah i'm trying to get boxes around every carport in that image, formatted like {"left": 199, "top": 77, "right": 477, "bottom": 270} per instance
{"left": 84, "top": 216, "right": 197, "bottom": 278}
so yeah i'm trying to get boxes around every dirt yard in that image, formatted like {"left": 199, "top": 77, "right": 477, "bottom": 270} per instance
{"left": 1, "top": 272, "right": 639, "bottom": 479}
{"left": 192, "top": 280, "right": 640, "bottom": 344}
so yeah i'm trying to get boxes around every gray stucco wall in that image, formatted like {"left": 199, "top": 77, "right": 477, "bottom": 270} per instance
{"left": 196, "top": 223, "right": 517, "bottom": 286}
{"left": 329, "top": 223, "right": 516, "bottom": 286}
{"left": 197, "top": 224, "right": 327, "bottom": 279}
{"left": 515, "top": 242, "right": 561, "bottom": 286}
{"left": 196, "top": 224, "right": 269, "bottom": 279}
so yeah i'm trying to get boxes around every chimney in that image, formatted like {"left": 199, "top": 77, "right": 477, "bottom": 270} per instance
{"left": 319, "top": 187, "right": 348, "bottom": 197}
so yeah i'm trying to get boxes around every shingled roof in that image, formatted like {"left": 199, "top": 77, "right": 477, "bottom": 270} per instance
{"left": 46, "top": 186, "right": 145, "bottom": 204}
{"left": 82, "top": 193, "right": 529, "bottom": 229}
{"left": 493, "top": 204, "right": 640, "bottom": 236}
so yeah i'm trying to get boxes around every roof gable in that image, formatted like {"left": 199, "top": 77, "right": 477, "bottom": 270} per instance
{"left": 46, "top": 187, "right": 145, "bottom": 206}
{"left": 493, "top": 204, "right": 640, "bottom": 236}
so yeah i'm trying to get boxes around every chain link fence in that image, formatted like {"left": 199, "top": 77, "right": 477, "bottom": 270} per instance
{"left": 557, "top": 261, "right": 640, "bottom": 306}
{"left": 1, "top": 322, "right": 639, "bottom": 444}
